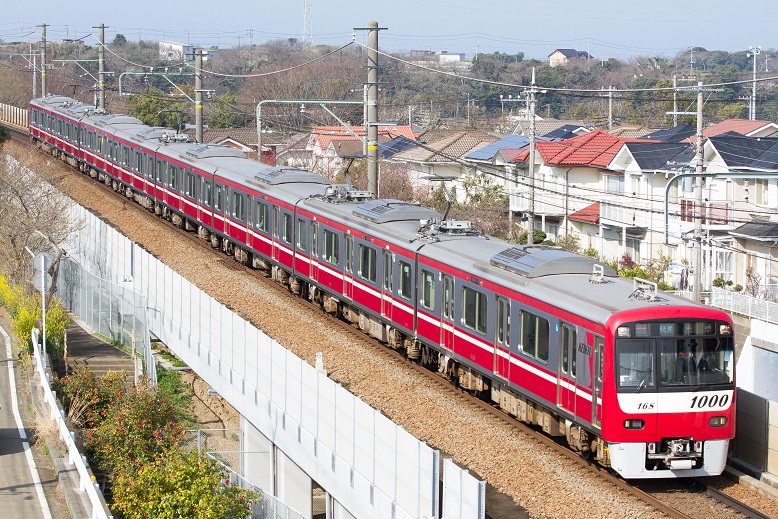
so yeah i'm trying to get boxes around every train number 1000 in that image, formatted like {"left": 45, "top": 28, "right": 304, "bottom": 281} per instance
{"left": 690, "top": 394, "right": 729, "bottom": 409}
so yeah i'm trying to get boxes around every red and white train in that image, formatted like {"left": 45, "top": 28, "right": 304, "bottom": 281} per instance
{"left": 28, "top": 95, "right": 735, "bottom": 478}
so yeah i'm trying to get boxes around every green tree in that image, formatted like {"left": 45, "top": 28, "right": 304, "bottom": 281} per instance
{"left": 112, "top": 34, "right": 127, "bottom": 46}
{"left": 125, "top": 89, "right": 192, "bottom": 129}
{"left": 111, "top": 449, "right": 260, "bottom": 519}
{"left": 208, "top": 92, "right": 246, "bottom": 128}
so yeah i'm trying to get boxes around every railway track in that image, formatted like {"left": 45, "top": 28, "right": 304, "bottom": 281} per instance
{"left": 3, "top": 120, "right": 776, "bottom": 518}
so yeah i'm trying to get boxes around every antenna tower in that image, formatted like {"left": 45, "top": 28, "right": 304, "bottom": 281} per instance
{"left": 302, "top": 0, "right": 312, "bottom": 43}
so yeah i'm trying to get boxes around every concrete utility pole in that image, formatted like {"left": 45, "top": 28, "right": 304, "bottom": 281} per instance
{"left": 39, "top": 24, "right": 47, "bottom": 97}
{"left": 354, "top": 21, "right": 385, "bottom": 197}
{"left": 195, "top": 49, "right": 203, "bottom": 143}
{"left": 97, "top": 23, "right": 106, "bottom": 109}
{"left": 693, "top": 81, "right": 704, "bottom": 303}
{"left": 608, "top": 86, "right": 614, "bottom": 130}
{"left": 673, "top": 75, "right": 678, "bottom": 126}
{"left": 527, "top": 68, "right": 538, "bottom": 246}
{"left": 748, "top": 46, "right": 761, "bottom": 120}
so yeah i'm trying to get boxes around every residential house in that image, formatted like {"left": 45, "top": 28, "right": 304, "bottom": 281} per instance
{"left": 702, "top": 119, "right": 778, "bottom": 139}
{"left": 305, "top": 125, "right": 417, "bottom": 179}
{"left": 509, "top": 130, "right": 652, "bottom": 251}
{"left": 548, "top": 49, "right": 592, "bottom": 67}
{"left": 512, "top": 119, "right": 588, "bottom": 137}
{"left": 391, "top": 130, "right": 498, "bottom": 198}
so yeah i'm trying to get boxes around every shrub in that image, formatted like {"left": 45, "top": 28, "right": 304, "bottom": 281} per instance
{"left": 111, "top": 449, "right": 260, "bottom": 519}
{"left": 55, "top": 367, "right": 127, "bottom": 429}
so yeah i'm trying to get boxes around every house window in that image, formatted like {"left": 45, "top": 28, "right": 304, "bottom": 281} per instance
{"left": 322, "top": 229, "right": 339, "bottom": 265}
{"left": 420, "top": 270, "right": 435, "bottom": 311}
{"left": 754, "top": 178, "right": 769, "bottom": 206}
{"left": 716, "top": 249, "right": 733, "bottom": 282}
{"left": 626, "top": 237, "right": 641, "bottom": 263}
{"left": 462, "top": 286, "right": 487, "bottom": 334}
{"left": 680, "top": 199, "right": 695, "bottom": 223}
{"left": 521, "top": 311, "right": 549, "bottom": 362}
{"left": 605, "top": 174, "right": 624, "bottom": 194}
{"left": 358, "top": 244, "right": 377, "bottom": 283}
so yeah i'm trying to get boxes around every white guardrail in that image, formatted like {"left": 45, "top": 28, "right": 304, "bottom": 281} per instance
{"left": 30, "top": 328, "right": 113, "bottom": 519}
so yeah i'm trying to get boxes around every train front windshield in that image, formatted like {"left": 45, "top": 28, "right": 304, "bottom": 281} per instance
{"left": 615, "top": 320, "right": 734, "bottom": 392}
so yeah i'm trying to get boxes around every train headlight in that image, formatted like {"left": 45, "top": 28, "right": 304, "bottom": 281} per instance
{"left": 719, "top": 324, "right": 732, "bottom": 335}
{"left": 623, "top": 419, "right": 644, "bottom": 429}
{"left": 709, "top": 416, "right": 728, "bottom": 427}
{"left": 617, "top": 326, "right": 631, "bottom": 337}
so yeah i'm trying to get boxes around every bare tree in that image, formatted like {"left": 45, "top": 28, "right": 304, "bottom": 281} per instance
{"left": 0, "top": 147, "right": 80, "bottom": 294}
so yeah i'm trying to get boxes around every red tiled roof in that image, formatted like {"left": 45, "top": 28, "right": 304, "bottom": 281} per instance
{"left": 513, "top": 130, "right": 652, "bottom": 168}
{"left": 700, "top": 119, "right": 777, "bottom": 139}
{"left": 568, "top": 202, "right": 600, "bottom": 224}
{"left": 311, "top": 125, "right": 417, "bottom": 150}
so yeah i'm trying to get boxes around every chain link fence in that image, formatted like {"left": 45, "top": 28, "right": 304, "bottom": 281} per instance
{"left": 57, "top": 256, "right": 157, "bottom": 384}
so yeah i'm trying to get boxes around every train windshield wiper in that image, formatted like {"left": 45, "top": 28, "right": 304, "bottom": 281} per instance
{"left": 635, "top": 370, "right": 652, "bottom": 393}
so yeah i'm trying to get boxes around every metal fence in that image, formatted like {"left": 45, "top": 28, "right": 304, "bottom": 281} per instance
{"left": 710, "top": 287, "right": 778, "bottom": 326}
{"left": 0, "top": 102, "right": 28, "bottom": 131}
{"left": 58, "top": 255, "right": 157, "bottom": 384}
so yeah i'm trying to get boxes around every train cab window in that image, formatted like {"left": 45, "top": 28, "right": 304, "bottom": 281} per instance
{"left": 520, "top": 311, "right": 549, "bottom": 362}
{"left": 358, "top": 244, "right": 377, "bottom": 283}
{"left": 399, "top": 261, "right": 412, "bottom": 300}
{"left": 322, "top": 229, "right": 339, "bottom": 265}
{"left": 420, "top": 270, "right": 435, "bottom": 311}
{"left": 616, "top": 340, "right": 654, "bottom": 391}
{"left": 297, "top": 219, "right": 308, "bottom": 252}
{"left": 214, "top": 184, "right": 223, "bottom": 210}
{"left": 200, "top": 180, "right": 213, "bottom": 207}
{"left": 659, "top": 336, "right": 734, "bottom": 388}
{"left": 232, "top": 192, "right": 245, "bottom": 221}
{"left": 462, "top": 286, "right": 487, "bottom": 334}
{"left": 281, "top": 213, "right": 292, "bottom": 243}
{"left": 255, "top": 201, "right": 269, "bottom": 232}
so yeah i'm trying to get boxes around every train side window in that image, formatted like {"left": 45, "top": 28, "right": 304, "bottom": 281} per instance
{"left": 255, "top": 201, "right": 269, "bottom": 232}
{"left": 345, "top": 235, "right": 353, "bottom": 273}
{"left": 322, "top": 229, "right": 339, "bottom": 265}
{"left": 521, "top": 311, "right": 549, "bottom": 363}
{"left": 202, "top": 180, "right": 211, "bottom": 206}
{"left": 135, "top": 151, "right": 142, "bottom": 174}
{"left": 399, "top": 261, "right": 412, "bottom": 300}
{"left": 311, "top": 222, "right": 318, "bottom": 257}
{"left": 282, "top": 213, "right": 292, "bottom": 243}
{"left": 214, "top": 184, "right": 223, "bottom": 210}
{"left": 232, "top": 192, "right": 245, "bottom": 221}
{"left": 496, "top": 298, "right": 509, "bottom": 346}
{"left": 383, "top": 251, "right": 392, "bottom": 291}
{"left": 170, "top": 166, "right": 179, "bottom": 190}
{"left": 420, "top": 270, "right": 435, "bottom": 311}
{"left": 462, "top": 286, "right": 487, "bottom": 334}
{"left": 297, "top": 219, "right": 308, "bottom": 252}
{"left": 156, "top": 161, "right": 164, "bottom": 183}
{"left": 123, "top": 147, "right": 130, "bottom": 168}
{"left": 358, "top": 244, "right": 377, "bottom": 283}
{"left": 443, "top": 276, "right": 453, "bottom": 319}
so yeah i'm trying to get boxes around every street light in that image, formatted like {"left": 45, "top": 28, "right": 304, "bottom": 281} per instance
{"left": 748, "top": 46, "right": 761, "bottom": 120}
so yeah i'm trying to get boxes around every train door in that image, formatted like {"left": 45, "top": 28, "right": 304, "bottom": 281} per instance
{"left": 343, "top": 235, "right": 354, "bottom": 301}
{"left": 558, "top": 323, "right": 577, "bottom": 414}
{"left": 272, "top": 206, "right": 281, "bottom": 262}
{"left": 310, "top": 221, "right": 319, "bottom": 283}
{"left": 592, "top": 335, "right": 604, "bottom": 429}
{"left": 440, "top": 275, "right": 455, "bottom": 351}
{"left": 381, "top": 250, "right": 393, "bottom": 320}
{"left": 494, "top": 297, "right": 510, "bottom": 378}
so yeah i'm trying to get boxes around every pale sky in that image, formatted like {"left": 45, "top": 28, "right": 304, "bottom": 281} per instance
{"left": 2, "top": 1, "right": 776, "bottom": 61}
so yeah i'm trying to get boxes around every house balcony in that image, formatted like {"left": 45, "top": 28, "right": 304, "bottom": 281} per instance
{"left": 509, "top": 187, "right": 565, "bottom": 217}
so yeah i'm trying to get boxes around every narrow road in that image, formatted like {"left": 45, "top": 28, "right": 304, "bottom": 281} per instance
{"left": 0, "top": 321, "right": 61, "bottom": 518}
